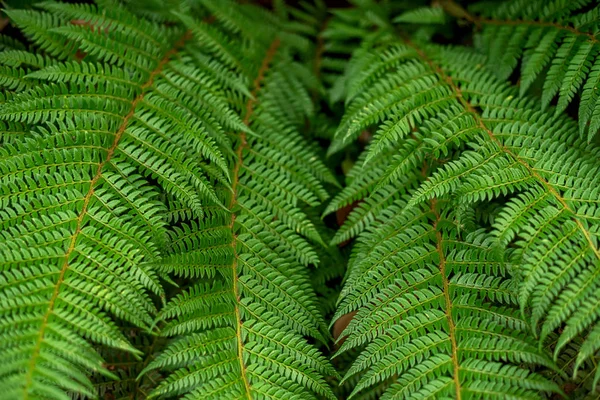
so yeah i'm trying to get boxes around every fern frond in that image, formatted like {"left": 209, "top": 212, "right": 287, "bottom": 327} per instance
{"left": 142, "top": 3, "right": 337, "bottom": 398}
{"left": 441, "top": 0, "right": 600, "bottom": 140}
{"left": 0, "top": 0, "right": 262, "bottom": 397}
{"left": 394, "top": 6, "right": 446, "bottom": 25}
{"left": 327, "top": 4, "right": 600, "bottom": 394}
{"left": 79, "top": 328, "right": 163, "bottom": 400}
{"left": 334, "top": 198, "right": 559, "bottom": 399}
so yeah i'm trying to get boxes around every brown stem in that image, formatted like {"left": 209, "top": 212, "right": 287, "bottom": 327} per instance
{"left": 431, "top": 199, "right": 462, "bottom": 399}
{"left": 228, "top": 38, "right": 281, "bottom": 400}
{"left": 22, "top": 30, "right": 193, "bottom": 399}
{"left": 403, "top": 36, "right": 600, "bottom": 283}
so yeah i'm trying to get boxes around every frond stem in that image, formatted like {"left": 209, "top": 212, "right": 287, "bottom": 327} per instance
{"left": 431, "top": 199, "right": 462, "bottom": 399}
{"left": 228, "top": 37, "right": 281, "bottom": 400}
{"left": 312, "top": 15, "right": 330, "bottom": 103}
{"left": 21, "top": 30, "right": 193, "bottom": 398}
{"left": 132, "top": 332, "right": 163, "bottom": 397}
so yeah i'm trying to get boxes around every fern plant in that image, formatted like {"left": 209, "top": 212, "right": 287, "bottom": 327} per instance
{"left": 0, "top": 0, "right": 338, "bottom": 398}
{"left": 3, "top": 0, "right": 600, "bottom": 399}
{"left": 325, "top": 0, "right": 600, "bottom": 397}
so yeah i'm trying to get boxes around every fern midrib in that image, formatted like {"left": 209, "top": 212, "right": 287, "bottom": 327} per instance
{"left": 404, "top": 37, "right": 600, "bottom": 267}
{"left": 21, "top": 30, "right": 193, "bottom": 398}
{"left": 478, "top": 16, "right": 599, "bottom": 44}
{"left": 431, "top": 199, "right": 462, "bottom": 399}
{"left": 439, "top": 0, "right": 599, "bottom": 44}
{"left": 228, "top": 37, "right": 281, "bottom": 400}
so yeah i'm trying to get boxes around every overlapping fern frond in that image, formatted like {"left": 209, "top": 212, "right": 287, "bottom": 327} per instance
{"left": 438, "top": 0, "right": 600, "bottom": 140}
{"left": 0, "top": 0, "right": 336, "bottom": 398}
{"left": 137, "top": 1, "right": 339, "bottom": 399}
{"left": 335, "top": 198, "right": 560, "bottom": 399}
{"left": 74, "top": 327, "right": 162, "bottom": 400}
{"left": 326, "top": 2, "right": 600, "bottom": 395}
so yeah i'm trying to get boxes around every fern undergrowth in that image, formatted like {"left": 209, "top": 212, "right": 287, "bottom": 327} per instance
{"left": 1, "top": 0, "right": 600, "bottom": 399}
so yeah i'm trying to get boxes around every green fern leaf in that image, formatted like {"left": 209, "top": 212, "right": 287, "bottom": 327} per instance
{"left": 142, "top": 2, "right": 337, "bottom": 399}
{"left": 448, "top": 0, "right": 600, "bottom": 139}
{"left": 0, "top": 1, "right": 270, "bottom": 397}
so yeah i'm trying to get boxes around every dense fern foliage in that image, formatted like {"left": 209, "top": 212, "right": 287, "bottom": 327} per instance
{"left": 0, "top": 0, "right": 337, "bottom": 398}
{"left": 451, "top": 0, "right": 600, "bottom": 140}
{"left": 325, "top": 0, "right": 600, "bottom": 398}
{"left": 2, "top": 0, "right": 600, "bottom": 399}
